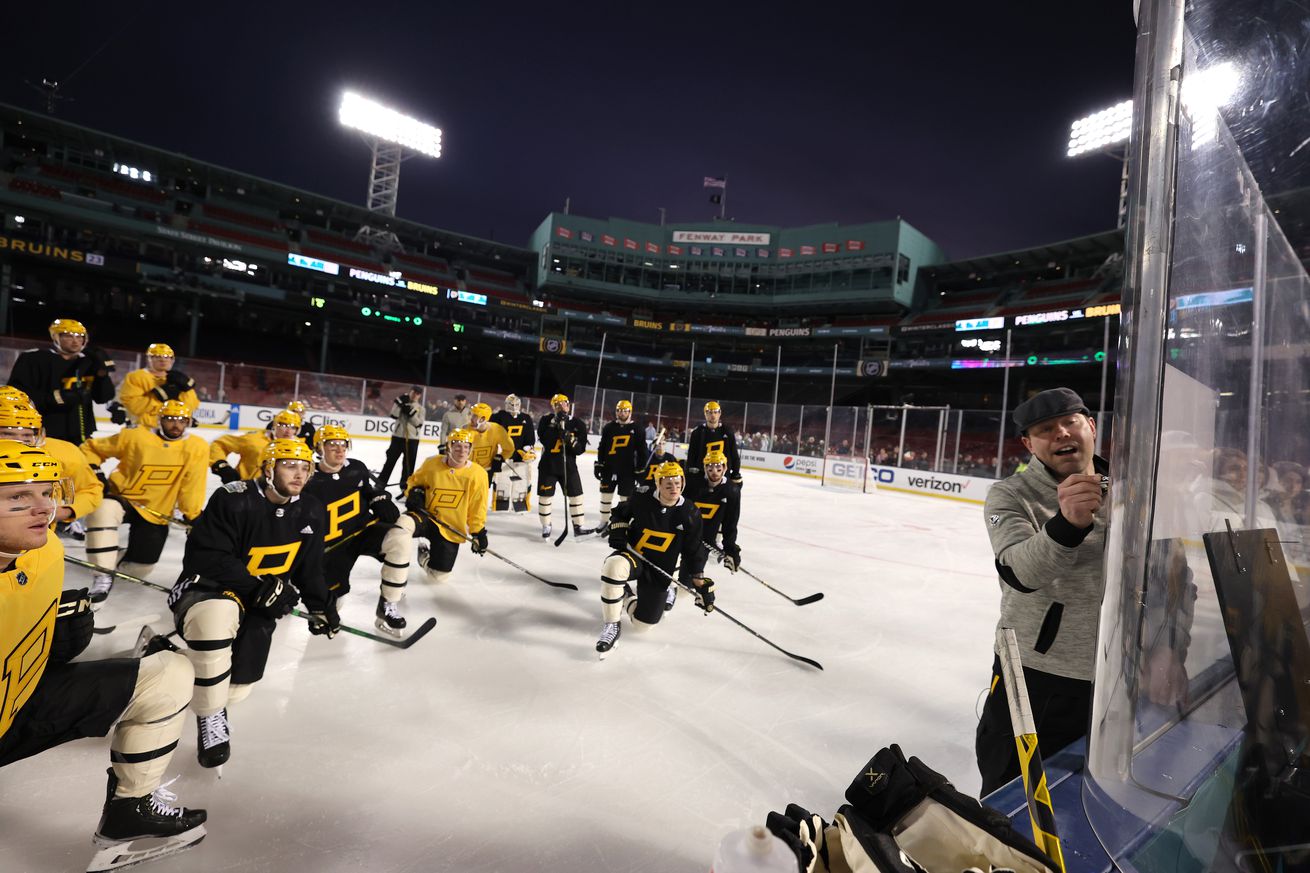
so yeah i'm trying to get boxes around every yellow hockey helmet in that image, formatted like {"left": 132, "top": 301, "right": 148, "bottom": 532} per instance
{"left": 146, "top": 343, "right": 175, "bottom": 358}
{"left": 703, "top": 401, "right": 721, "bottom": 413}
{"left": 471, "top": 402, "right": 493, "bottom": 421}
{"left": 158, "top": 399, "right": 191, "bottom": 420}
{"left": 261, "top": 437, "right": 314, "bottom": 472}
{"left": 703, "top": 449, "right": 728, "bottom": 467}
{"left": 615, "top": 399, "right": 633, "bottom": 411}
{"left": 49, "top": 318, "right": 88, "bottom": 341}
{"left": 271, "top": 410, "right": 302, "bottom": 429}
{"left": 654, "top": 460, "right": 685, "bottom": 481}
{"left": 286, "top": 400, "right": 307, "bottom": 416}
{"left": 550, "top": 393, "right": 570, "bottom": 407}
{"left": 0, "top": 399, "right": 44, "bottom": 445}
{"left": 0, "top": 439, "right": 73, "bottom": 518}
{"left": 0, "top": 385, "right": 33, "bottom": 405}
{"left": 446, "top": 427, "right": 475, "bottom": 446}
{"left": 314, "top": 424, "right": 351, "bottom": 453}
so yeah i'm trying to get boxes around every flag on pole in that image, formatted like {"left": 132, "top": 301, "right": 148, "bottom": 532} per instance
{"left": 703, "top": 176, "right": 726, "bottom": 189}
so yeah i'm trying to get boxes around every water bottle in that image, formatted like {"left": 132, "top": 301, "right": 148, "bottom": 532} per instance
{"left": 710, "top": 825, "right": 794, "bottom": 872}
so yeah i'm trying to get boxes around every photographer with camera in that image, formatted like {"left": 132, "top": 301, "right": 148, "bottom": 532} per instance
{"left": 8, "top": 318, "right": 117, "bottom": 444}
{"left": 975, "top": 387, "right": 1109, "bottom": 796}
{"left": 118, "top": 342, "right": 199, "bottom": 429}
{"left": 378, "top": 386, "right": 425, "bottom": 493}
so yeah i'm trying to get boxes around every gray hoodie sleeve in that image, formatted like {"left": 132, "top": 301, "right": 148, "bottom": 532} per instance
{"left": 984, "top": 477, "right": 1093, "bottom": 593}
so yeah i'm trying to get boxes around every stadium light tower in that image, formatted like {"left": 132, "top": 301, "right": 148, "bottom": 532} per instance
{"left": 338, "top": 90, "right": 442, "bottom": 251}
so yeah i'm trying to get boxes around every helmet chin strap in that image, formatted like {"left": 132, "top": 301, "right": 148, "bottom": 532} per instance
{"left": 156, "top": 425, "right": 184, "bottom": 442}
{"left": 263, "top": 470, "right": 297, "bottom": 504}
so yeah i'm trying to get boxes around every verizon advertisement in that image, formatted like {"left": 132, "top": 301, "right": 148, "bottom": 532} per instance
{"left": 867, "top": 466, "right": 997, "bottom": 503}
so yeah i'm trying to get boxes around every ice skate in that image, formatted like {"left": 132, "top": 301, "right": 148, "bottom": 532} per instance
{"left": 131, "top": 627, "right": 180, "bottom": 658}
{"left": 664, "top": 585, "right": 677, "bottom": 612}
{"left": 375, "top": 596, "right": 407, "bottom": 637}
{"left": 67, "top": 518, "right": 87, "bottom": 540}
{"left": 196, "top": 710, "right": 230, "bottom": 771}
{"left": 541, "top": 522, "right": 552, "bottom": 539}
{"left": 88, "top": 770, "right": 207, "bottom": 872}
{"left": 90, "top": 573, "right": 114, "bottom": 605}
{"left": 596, "top": 621, "right": 621, "bottom": 659}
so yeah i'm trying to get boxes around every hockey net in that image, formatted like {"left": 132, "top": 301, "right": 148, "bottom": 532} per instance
{"left": 821, "top": 454, "right": 869, "bottom": 492}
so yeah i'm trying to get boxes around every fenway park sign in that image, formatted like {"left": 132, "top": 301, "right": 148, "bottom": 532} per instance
{"left": 671, "top": 231, "right": 771, "bottom": 246}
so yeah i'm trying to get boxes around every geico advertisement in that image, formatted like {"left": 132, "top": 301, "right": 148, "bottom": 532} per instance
{"left": 239, "top": 405, "right": 443, "bottom": 440}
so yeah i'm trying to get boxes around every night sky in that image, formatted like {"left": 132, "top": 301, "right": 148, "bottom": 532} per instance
{"left": 0, "top": 3, "right": 1138, "bottom": 260}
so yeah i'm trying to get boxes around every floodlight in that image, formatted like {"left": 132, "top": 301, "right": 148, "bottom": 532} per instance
{"left": 1066, "top": 100, "right": 1133, "bottom": 157}
{"left": 338, "top": 91, "right": 442, "bottom": 158}
{"left": 1182, "top": 61, "right": 1241, "bottom": 148}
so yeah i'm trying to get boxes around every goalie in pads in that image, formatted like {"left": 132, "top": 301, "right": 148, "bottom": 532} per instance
{"left": 491, "top": 394, "right": 535, "bottom": 512}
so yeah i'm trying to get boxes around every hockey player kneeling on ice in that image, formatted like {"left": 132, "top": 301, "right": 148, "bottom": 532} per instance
{"left": 208, "top": 408, "right": 302, "bottom": 485}
{"left": 381, "top": 428, "right": 489, "bottom": 604}
{"left": 596, "top": 398, "right": 641, "bottom": 529}
{"left": 466, "top": 402, "right": 516, "bottom": 498}
{"left": 83, "top": 400, "right": 208, "bottom": 604}
{"left": 490, "top": 394, "right": 536, "bottom": 512}
{"left": 687, "top": 449, "right": 742, "bottom": 573}
{"left": 596, "top": 460, "right": 710, "bottom": 655}
{"left": 168, "top": 438, "right": 335, "bottom": 770}
{"left": 0, "top": 441, "right": 207, "bottom": 869}
{"left": 536, "top": 394, "right": 588, "bottom": 537}
{"left": 302, "top": 425, "right": 403, "bottom": 634}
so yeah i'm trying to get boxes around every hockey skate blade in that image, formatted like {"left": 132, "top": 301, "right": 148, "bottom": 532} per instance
{"left": 88, "top": 826, "right": 206, "bottom": 872}
{"left": 374, "top": 617, "right": 405, "bottom": 638}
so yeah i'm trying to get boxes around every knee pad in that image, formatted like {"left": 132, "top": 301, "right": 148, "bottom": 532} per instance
{"left": 629, "top": 611, "right": 655, "bottom": 633}
{"left": 121, "top": 650, "right": 194, "bottom": 724}
{"left": 424, "top": 568, "right": 452, "bottom": 585}
{"left": 380, "top": 514, "right": 417, "bottom": 587}
{"left": 181, "top": 598, "right": 241, "bottom": 716}
{"left": 537, "top": 495, "right": 553, "bottom": 518}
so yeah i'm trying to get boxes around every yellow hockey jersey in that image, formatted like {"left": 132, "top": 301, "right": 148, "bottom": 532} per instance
{"left": 118, "top": 368, "right": 200, "bottom": 429}
{"left": 468, "top": 422, "right": 516, "bottom": 472}
{"left": 406, "top": 457, "right": 489, "bottom": 544}
{"left": 209, "top": 430, "right": 271, "bottom": 480}
{"left": 43, "top": 436, "right": 103, "bottom": 520}
{"left": 82, "top": 427, "right": 208, "bottom": 524}
{"left": 0, "top": 530, "right": 63, "bottom": 741}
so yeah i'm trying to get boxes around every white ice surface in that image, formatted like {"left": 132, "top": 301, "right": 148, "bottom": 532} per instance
{"left": 2, "top": 431, "right": 1003, "bottom": 872}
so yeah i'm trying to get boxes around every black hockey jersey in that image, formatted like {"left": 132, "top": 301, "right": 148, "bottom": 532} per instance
{"left": 537, "top": 413, "right": 587, "bottom": 475}
{"left": 686, "top": 422, "right": 741, "bottom": 480}
{"left": 8, "top": 347, "right": 116, "bottom": 443}
{"left": 491, "top": 410, "right": 536, "bottom": 460}
{"left": 298, "top": 422, "right": 317, "bottom": 446}
{"left": 638, "top": 451, "right": 679, "bottom": 489}
{"left": 610, "top": 492, "right": 706, "bottom": 584}
{"left": 686, "top": 478, "right": 741, "bottom": 554}
{"left": 180, "top": 480, "right": 329, "bottom": 612}
{"left": 598, "top": 420, "right": 641, "bottom": 473}
{"left": 304, "top": 459, "right": 390, "bottom": 546}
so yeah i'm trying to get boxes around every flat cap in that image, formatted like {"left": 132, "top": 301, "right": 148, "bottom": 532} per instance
{"left": 1013, "top": 387, "right": 1090, "bottom": 434}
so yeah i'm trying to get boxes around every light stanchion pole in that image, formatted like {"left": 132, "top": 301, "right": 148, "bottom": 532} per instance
{"left": 589, "top": 332, "right": 607, "bottom": 433}
{"left": 996, "top": 328, "right": 1012, "bottom": 479}
{"left": 823, "top": 344, "right": 838, "bottom": 457}
{"left": 684, "top": 340, "right": 696, "bottom": 436}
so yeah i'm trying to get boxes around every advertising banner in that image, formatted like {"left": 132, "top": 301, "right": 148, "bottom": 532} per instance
{"left": 866, "top": 466, "right": 997, "bottom": 503}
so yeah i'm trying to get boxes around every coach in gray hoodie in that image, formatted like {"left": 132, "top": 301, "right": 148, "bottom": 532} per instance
{"left": 975, "top": 387, "right": 1108, "bottom": 796}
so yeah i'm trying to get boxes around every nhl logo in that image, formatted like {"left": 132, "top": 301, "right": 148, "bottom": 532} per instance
{"left": 989, "top": 514, "right": 1001, "bottom": 527}
{"left": 16, "top": 570, "right": 28, "bottom": 586}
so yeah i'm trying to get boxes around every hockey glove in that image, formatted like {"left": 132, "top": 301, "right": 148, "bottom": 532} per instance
{"left": 722, "top": 545, "right": 741, "bottom": 573}
{"left": 765, "top": 804, "right": 833, "bottom": 873}
{"left": 50, "top": 588, "right": 94, "bottom": 664}
{"left": 594, "top": 462, "right": 605, "bottom": 482}
{"left": 607, "top": 519, "right": 629, "bottom": 551}
{"left": 182, "top": 511, "right": 203, "bottom": 528}
{"left": 369, "top": 493, "right": 400, "bottom": 524}
{"left": 518, "top": 449, "right": 537, "bottom": 462}
{"left": 86, "top": 346, "right": 116, "bottom": 376}
{"left": 688, "top": 466, "right": 702, "bottom": 477}
{"left": 470, "top": 528, "right": 488, "bottom": 556}
{"left": 250, "top": 575, "right": 300, "bottom": 617}
{"left": 404, "top": 486, "right": 428, "bottom": 513}
{"left": 152, "top": 385, "right": 171, "bottom": 403}
{"left": 210, "top": 460, "right": 240, "bottom": 484}
{"left": 307, "top": 600, "right": 341, "bottom": 639}
{"left": 691, "top": 577, "right": 716, "bottom": 613}
{"left": 108, "top": 401, "right": 128, "bottom": 425}
{"left": 731, "top": 474, "right": 743, "bottom": 489}
{"left": 164, "top": 369, "right": 195, "bottom": 398}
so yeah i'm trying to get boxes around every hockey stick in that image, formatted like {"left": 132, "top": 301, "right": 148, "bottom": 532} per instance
{"left": 413, "top": 509, "right": 578, "bottom": 591}
{"left": 126, "top": 500, "right": 193, "bottom": 531}
{"left": 552, "top": 418, "right": 584, "bottom": 546}
{"left": 623, "top": 546, "right": 823, "bottom": 671}
{"left": 701, "top": 540, "right": 824, "bottom": 606}
{"left": 62, "top": 555, "right": 434, "bottom": 649}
